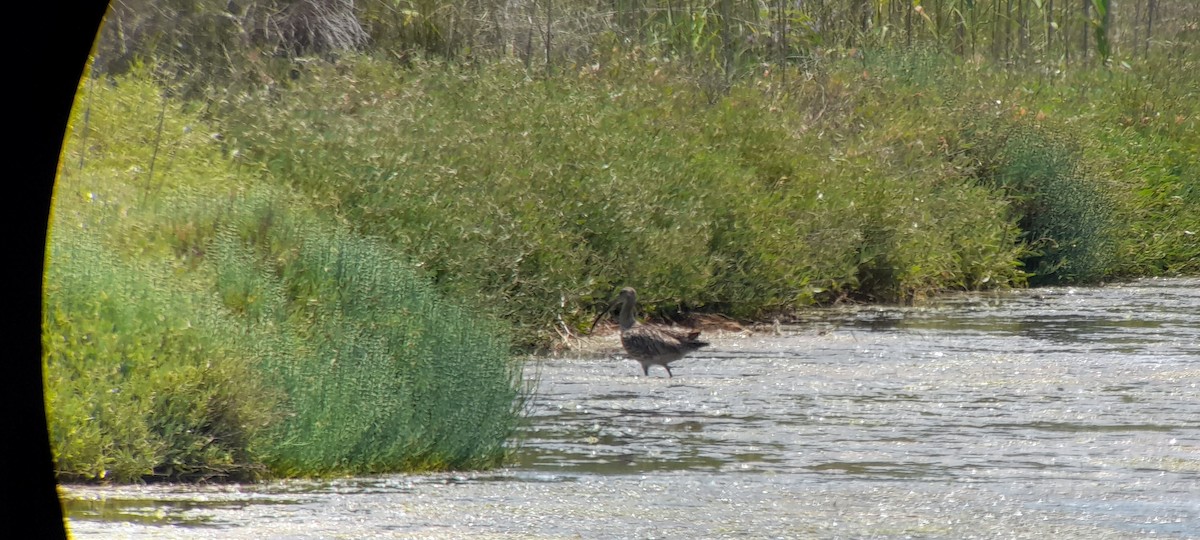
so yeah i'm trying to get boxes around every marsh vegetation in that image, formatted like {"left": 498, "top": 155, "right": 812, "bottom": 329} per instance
{"left": 46, "top": 0, "right": 1198, "bottom": 481}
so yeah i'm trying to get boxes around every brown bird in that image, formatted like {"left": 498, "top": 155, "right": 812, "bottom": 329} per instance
{"left": 590, "top": 287, "right": 709, "bottom": 377}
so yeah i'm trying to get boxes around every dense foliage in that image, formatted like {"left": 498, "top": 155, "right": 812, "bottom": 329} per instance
{"left": 47, "top": 73, "right": 523, "bottom": 482}
{"left": 213, "top": 47, "right": 1197, "bottom": 344}
{"left": 44, "top": 0, "right": 1197, "bottom": 482}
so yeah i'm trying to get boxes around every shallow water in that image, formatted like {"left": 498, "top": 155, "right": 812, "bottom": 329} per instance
{"left": 62, "top": 278, "right": 1200, "bottom": 539}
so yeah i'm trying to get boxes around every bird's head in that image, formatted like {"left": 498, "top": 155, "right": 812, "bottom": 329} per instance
{"left": 589, "top": 287, "right": 639, "bottom": 334}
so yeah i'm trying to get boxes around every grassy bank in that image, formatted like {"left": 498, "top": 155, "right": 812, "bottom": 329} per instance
{"left": 215, "top": 49, "right": 1196, "bottom": 345}
{"left": 46, "top": 38, "right": 1196, "bottom": 481}
{"left": 216, "top": 53, "right": 1023, "bottom": 346}
{"left": 46, "top": 72, "right": 524, "bottom": 482}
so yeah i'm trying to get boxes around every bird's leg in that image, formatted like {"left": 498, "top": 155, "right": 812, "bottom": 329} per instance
{"left": 642, "top": 363, "right": 650, "bottom": 376}
{"left": 665, "top": 365, "right": 673, "bottom": 378}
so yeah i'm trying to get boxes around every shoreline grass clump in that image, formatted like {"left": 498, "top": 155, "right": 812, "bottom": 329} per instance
{"left": 43, "top": 227, "right": 281, "bottom": 483}
{"left": 210, "top": 212, "right": 524, "bottom": 475}
{"left": 45, "top": 72, "right": 525, "bottom": 482}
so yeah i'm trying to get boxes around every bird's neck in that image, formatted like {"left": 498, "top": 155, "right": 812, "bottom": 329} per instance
{"left": 617, "top": 298, "right": 637, "bottom": 331}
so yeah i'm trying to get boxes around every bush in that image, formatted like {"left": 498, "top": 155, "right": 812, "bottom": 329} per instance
{"left": 1071, "top": 54, "right": 1200, "bottom": 276}
{"left": 217, "top": 54, "right": 1031, "bottom": 338}
{"left": 47, "top": 71, "right": 526, "bottom": 481}
{"left": 959, "top": 119, "right": 1116, "bottom": 283}
{"left": 1103, "top": 137, "right": 1200, "bottom": 275}
{"left": 43, "top": 228, "right": 280, "bottom": 483}
{"left": 46, "top": 185, "right": 526, "bottom": 481}
{"left": 204, "top": 205, "right": 525, "bottom": 475}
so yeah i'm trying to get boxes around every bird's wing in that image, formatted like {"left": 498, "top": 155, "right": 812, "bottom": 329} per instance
{"left": 624, "top": 326, "right": 688, "bottom": 356}
{"left": 661, "top": 327, "right": 703, "bottom": 343}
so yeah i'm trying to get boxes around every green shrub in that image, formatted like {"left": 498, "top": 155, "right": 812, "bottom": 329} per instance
{"left": 206, "top": 211, "right": 525, "bottom": 475}
{"left": 46, "top": 178, "right": 526, "bottom": 479}
{"left": 217, "top": 54, "right": 1031, "bottom": 338}
{"left": 1103, "top": 139, "right": 1200, "bottom": 275}
{"left": 959, "top": 119, "right": 1116, "bottom": 284}
{"left": 43, "top": 228, "right": 279, "bottom": 483}
{"left": 47, "top": 71, "right": 526, "bottom": 481}
{"left": 1071, "top": 54, "right": 1200, "bottom": 276}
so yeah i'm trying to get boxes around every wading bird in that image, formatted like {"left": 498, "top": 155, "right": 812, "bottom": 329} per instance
{"left": 590, "top": 287, "right": 709, "bottom": 377}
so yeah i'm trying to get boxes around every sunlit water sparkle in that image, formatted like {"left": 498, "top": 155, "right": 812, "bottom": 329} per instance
{"left": 62, "top": 278, "right": 1200, "bottom": 539}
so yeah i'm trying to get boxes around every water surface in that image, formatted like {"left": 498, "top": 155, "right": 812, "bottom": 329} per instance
{"left": 62, "top": 278, "right": 1200, "bottom": 538}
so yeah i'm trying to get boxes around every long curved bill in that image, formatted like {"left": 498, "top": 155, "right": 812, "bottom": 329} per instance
{"left": 588, "top": 299, "right": 617, "bottom": 335}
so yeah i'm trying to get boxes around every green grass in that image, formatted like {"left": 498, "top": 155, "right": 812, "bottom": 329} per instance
{"left": 958, "top": 118, "right": 1117, "bottom": 284}
{"left": 216, "top": 53, "right": 1038, "bottom": 344}
{"left": 47, "top": 36, "right": 1198, "bottom": 482}
{"left": 234, "top": 48, "right": 1196, "bottom": 319}
{"left": 214, "top": 214, "right": 525, "bottom": 475}
{"left": 43, "top": 226, "right": 281, "bottom": 483}
{"left": 46, "top": 71, "right": 525, "bottom": 482}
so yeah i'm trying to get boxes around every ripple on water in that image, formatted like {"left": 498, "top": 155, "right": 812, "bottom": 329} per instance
{"left": 63, "top": 279, "right": 1200, "bottom": 539}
